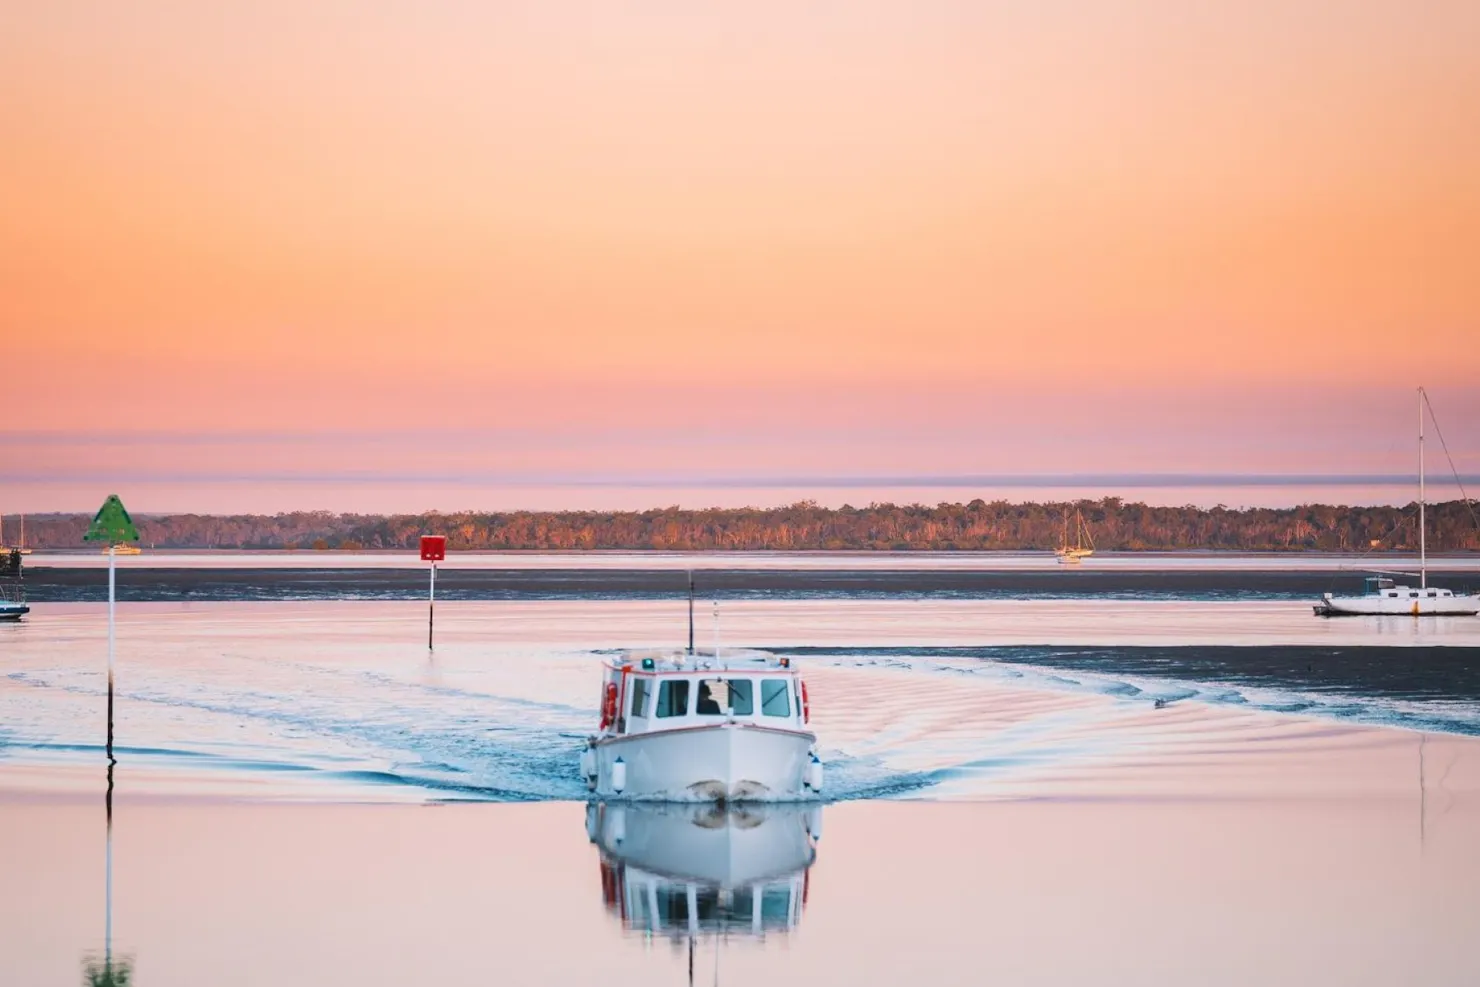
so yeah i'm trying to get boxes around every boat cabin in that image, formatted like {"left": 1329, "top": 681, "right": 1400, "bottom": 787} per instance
{"left": 597, "top": 650, "right": 810, "bottom": 737}
{"left": 1361, "top": 576, "right": 1458, "bottom": 600}
{"left": 601, "top": 860, "right": 807, "bottom": 939}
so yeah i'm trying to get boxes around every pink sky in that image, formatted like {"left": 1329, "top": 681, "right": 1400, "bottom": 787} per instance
{"left": 3, "top": 3, "right": 1477, "bottom": 512}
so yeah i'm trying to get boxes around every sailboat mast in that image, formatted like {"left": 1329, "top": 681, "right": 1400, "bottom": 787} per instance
{"left": 1419, "top": 386, "right": 1426, "bottom": 589}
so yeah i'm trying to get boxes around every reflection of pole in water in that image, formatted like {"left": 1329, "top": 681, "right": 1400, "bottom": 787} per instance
{"left": 85, "top": 676, "right": 130, "bottom": 987}
{"left": 106, "top": 744, "right": 114, "bottom": 968}
{"left": 1419, "top": 731, "right": 1427, "bottom": 851}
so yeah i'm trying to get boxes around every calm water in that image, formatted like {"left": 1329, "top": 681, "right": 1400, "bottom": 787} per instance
{"left": 3, "top": 796, "right": 1477, "bottom": 986}
{"left": 4, "top": 596, "right": 1480, "bottom": 984}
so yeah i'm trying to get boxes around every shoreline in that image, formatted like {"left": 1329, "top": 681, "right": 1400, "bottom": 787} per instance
{"left": 18, "top": 564, "right": 1480, "bottom": 601}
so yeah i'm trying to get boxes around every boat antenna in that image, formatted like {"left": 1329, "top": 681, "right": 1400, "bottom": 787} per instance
{"left": 1419, "top": 386, "right": 1426, "bottom": 589}
{"left": 687, "top": 570, "right": 695, "bottom": 655}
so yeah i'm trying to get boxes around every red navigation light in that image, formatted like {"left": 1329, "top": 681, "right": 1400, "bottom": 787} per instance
{"left": 420, "top": 535, "right": 447, "bottom": 562}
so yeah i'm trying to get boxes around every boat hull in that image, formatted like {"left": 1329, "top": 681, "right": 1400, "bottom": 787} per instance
{"left": 1315, "top": 594, "right": 1479, "bottom": 617}
{"left": 592, "top": 722, "right": 816, "bottom": 802}
{"left": 0, "top": 602, "right": 28, "bottom": 621}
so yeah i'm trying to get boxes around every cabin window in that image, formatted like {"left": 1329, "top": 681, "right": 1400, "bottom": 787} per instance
{"left": 727, "top": 679, "right": 754, "bottom": 715}
{"left": 694, "top": 888, "right": 722, "bottom": 923}
{"left": 1428, "top": 591, "right": 1438, "bottom": 597}
{"left": 1388, "top": 592, "right": 1398, "bottom": 598}
{"left": 630, "top": 677, "right": 650, "bottom": 718}
{"left": 696, "top": 679, "right": 755, "bottom": 715}
{"left": 655, "top": 886, "right": 690, "bottom": 926}
{"left": 696, "top": 679, "right": 727, "bottom": 715}
{"left": 628, "top": 889, "right": 651, "bottom": 931}
{"left": 761, "top": 680, "right": 791, "bottom": 717}
{"left": 656, "top": 680, "right": 690, "bottom": 718}
{"left": 761, "top": 886, "right": 792, "bottom": 925}
{"left": 1410, "top": 592, "right": 1419, "bottom": 598}
{"left": 727, "top": 887, "right": 756, "bottom": 924}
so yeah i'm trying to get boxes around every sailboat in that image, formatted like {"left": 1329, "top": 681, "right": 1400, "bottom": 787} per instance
{"left": 1314, "top": 388, "right": 1479, "bottom": 617}
{"left": 1055, "top": 507, "right": 1095, "bottom": 564}
{"left": 2, "top": 512, "right": 33, "bottom": 555}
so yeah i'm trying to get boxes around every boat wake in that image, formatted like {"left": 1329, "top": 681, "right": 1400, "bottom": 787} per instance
{"left": 4, "top": 627, "right": 1478, "bottom": 804}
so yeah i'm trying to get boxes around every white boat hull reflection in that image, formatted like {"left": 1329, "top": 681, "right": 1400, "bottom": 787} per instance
{"left": 593, "top": 721, "right": 815, "bottom": 801}
{"left": 587, "top": 801, "right": 820, "bottom": 940}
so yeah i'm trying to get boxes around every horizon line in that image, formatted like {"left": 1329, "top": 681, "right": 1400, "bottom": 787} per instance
{"left": 2, "top": 471, "right": 1477, "bottom": 489}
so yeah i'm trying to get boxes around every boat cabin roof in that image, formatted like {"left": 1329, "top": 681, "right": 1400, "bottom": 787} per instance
{"left": 605, "top": 648, "right": 798, "bottom": 676}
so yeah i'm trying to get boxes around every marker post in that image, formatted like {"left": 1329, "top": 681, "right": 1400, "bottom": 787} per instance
{"left": 82, "top": 495, "right": 139, "bottom": 763}
{"left": 420, "top": 535, "right": 446, "bottom": 651}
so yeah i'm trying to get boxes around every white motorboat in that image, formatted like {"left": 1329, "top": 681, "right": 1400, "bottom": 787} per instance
{"left": 587, "top": 801, "right": 818, "bottom": 940}
{"left": 580, "top": 648, "right": 822, "bottom": 802}
{"left": 1315, "top": 388, "right": 1479, "bottom": 617}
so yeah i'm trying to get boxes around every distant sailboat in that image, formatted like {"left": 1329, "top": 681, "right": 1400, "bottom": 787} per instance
{"left": 1055, "top": 508, "right": 1095, "bottom": 565}
{"left": 1315, "top": 388, "right": 1479, "bottom": 617}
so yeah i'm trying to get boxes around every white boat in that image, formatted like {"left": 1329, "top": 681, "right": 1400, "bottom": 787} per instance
{"left": 580, "top": 648, "right": 822, "bottom": 802}
{"left": 0, "top": 549, "right": 28, "bottom": 620}
{"left": 1315, "top": 388, "right": 1479, "bottom": 617}
{"left": 1055, "top": 507, "right": 1095, "bottom": 564}
{"left": 587, "top": 801, "right": 818, "bottom": 940}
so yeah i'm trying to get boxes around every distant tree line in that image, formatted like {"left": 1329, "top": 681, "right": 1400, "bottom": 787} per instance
{"left": 8, "top": 498, "right": 1480, "bottom": 553}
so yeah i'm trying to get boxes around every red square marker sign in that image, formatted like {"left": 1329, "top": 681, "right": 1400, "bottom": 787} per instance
{"left": 420, "top": 535, "right": 446, "bottom": 562}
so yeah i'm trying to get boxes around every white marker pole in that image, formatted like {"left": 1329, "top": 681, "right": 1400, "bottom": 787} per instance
{"left": 107, "top": 544, "right": 115, "bottom": 760}
{"left": 428, "top": 561, "right": 436, "bottom": 651}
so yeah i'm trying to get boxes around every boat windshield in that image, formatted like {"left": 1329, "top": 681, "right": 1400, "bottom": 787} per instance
{"left": 761, "top": 680, "right": 791, "bottom": 717}
{"left": 629, "top": 677, "right": 651, "bottom": 718}
{"left": 697, "top": 679, "right": 755, "bottom": 716}
{"left": 655, "top": 680, "right": 690, "bottom": 718}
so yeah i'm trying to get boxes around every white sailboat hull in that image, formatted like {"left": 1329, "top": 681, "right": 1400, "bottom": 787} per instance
{"left": 1315, "top": 591, "right": 1479, "bottom": 617}
{"left": 593, "top": 721, "right": 816, "bottom": 802}
{"left": 0, "top": 602, "right": 28, "bottom": 621}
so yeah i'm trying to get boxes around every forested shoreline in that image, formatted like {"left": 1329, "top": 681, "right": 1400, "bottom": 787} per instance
{"left": 7, "top": 499, "right": 1479, "bottom": 552}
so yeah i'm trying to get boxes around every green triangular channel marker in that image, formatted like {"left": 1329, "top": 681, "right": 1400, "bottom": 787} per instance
{"left": 84, "top": 494, "right": 140, "bottom": 544}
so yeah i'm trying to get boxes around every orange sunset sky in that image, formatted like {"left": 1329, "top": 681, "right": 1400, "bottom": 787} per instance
{"left": 2, "top": 2, "right": 1478, "bottom": 513}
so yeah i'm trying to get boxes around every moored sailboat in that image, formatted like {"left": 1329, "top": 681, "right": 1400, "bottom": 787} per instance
{"left": 1055, "top": 507, "right": 1095, "bottom": 564}
{"left": 1315, "top": 388, "right": 1479, "bottom": 617}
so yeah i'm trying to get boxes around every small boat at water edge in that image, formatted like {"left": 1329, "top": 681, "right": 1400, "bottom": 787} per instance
{"left": 1, "top": 549, "right": 28, "bottom": 620}
{"left": 580, "top": 648, "right": 822, "bottom": 802}
{"left": 1315, "top": 575, "right": 1478, "bottom": 617}
{"left": 1315, "top": 388, "right": 1479, "bottom": 617}
{"left": 1055, "top": 507, "right": 1095, "bottom": 564}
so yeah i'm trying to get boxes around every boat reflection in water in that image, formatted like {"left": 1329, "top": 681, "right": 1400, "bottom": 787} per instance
{"left": 587, "top": 801, "right": 821, "bottom": 942}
